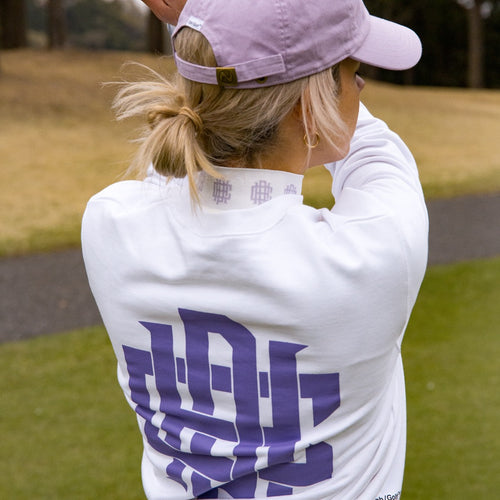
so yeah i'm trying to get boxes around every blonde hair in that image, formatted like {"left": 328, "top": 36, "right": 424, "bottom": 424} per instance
{"left": 112, "top": 28, "right": 347, "bottom": 199}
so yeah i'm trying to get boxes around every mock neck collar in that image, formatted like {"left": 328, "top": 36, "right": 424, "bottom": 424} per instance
{"left": 196, "top": 166, "right": 303, "bottom": 210}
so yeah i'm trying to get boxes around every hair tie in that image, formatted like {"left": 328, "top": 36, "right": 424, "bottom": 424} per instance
{"left": 178, "top": 106, "right": 204, "bottom": 133}
{"left": 147, "top": 106, "right": 175, "bottom": 128}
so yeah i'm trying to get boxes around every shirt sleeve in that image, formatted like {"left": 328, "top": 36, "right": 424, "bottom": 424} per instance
{"left": 325, "top": 103, "right": 429, "bottom": 309}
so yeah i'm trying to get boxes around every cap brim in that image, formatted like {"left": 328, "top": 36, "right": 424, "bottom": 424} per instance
{"left": 352, "top": 16, "right": 422, "bottom": 71}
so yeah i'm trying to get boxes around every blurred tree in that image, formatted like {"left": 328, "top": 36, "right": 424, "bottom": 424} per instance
{"left": 364, "top": 0, "right": 469, "bottom": 87}
{"left": 25, "top": 0, "right": 146, "bottom": 50}
{"left": 456, "top": 0, "right": 495, "bottom": 87}
{"left": 484, "top": 3, "right": 500, "bottom": 87}
{"left": 147, "top": 10, "right": 166, "bottom": 54}
{"left": 0, "top": 0, "right": 28, "bottom": 48}
{"left": 47, "top": 0, "right": 67, "bottom": 49}
{"left": 364, "top": 0, "right": 499, "bottom": 88}
{"left": 64, "top": 0, "right": 145, "bottom": 50}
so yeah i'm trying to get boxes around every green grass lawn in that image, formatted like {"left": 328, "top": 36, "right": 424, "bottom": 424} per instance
{"left": 403, "top": 257, "right": 500, "bottom": 498}
{"left": 0, "top": 325, "right": 144, "bottom": 500}
{"left": 1, "top": 257, "right": 499, "bottom": 499}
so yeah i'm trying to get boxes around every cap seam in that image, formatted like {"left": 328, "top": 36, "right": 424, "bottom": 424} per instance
{"left": 277, "top": 0, "right": 289, "bottom": 82}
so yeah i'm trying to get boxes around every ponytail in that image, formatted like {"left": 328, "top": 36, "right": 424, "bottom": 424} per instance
{"left": 112, "top": 28, "right": 345, "bottom": 202}
{"left": 112, "top": 64, "right": 219, "bottom": 201}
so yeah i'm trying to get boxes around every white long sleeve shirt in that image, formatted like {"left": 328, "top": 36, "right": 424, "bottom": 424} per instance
{"left": 82, "top": 104, "right": 428, "bottom": 500}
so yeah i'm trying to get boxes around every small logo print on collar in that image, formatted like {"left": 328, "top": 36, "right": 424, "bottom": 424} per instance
{"left": 251, "top": 180, "right": 273, "bottom": 205}
{"left": 212, "top": 179, "right": 232, "bottom": 205}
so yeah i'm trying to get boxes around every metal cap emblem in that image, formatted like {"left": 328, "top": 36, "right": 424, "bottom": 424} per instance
{"left": 216, "top": 67, "right": 238, "bottom": 86}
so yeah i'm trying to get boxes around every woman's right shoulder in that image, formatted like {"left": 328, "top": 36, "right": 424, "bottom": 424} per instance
{"left": 85, "top": 177, "right": 171, "bottom": 212}
{"left": 82, "top": 179, "right": 168, "bottom": 236}
{"left": 81, "top": 178, "right": 172, "bottom": 255}
{"left": 86, "top": 180, "right": 147, "bottom": 206}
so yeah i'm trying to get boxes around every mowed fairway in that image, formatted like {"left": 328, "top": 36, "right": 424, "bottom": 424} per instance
{"left": 1, "top": 49, "right": 500, "bottom": 255}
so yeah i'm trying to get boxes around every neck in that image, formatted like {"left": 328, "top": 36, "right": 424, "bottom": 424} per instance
{"left": 259, "top": 112, "right": 310, "bottom": 174}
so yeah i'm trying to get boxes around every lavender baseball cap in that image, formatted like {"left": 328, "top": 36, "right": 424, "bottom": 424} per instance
{"left": 173, "top": 0, "right": 422, "bottom": 89}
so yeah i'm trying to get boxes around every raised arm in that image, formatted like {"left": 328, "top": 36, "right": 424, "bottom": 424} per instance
{"left": 326, "top": 103, "right": 429, "bottom": 304}
{"left": 141, "top": 0, "right": 187, "bottom": 25}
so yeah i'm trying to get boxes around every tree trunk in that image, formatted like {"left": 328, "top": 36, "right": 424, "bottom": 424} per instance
{"left": 466, "top": 2, "right": 484, "bottom": 88}
{"left": 47, "top": 0, "right": 67, "bottom": 49}
{"left": 147, "top": 12, "right": 166, "bottom": 54}
{"left": 0, "top": 0, "right": 28, "bottom": 49}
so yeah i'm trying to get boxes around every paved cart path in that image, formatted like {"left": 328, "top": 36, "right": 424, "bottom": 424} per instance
{"left": 1, "top": 193, "right": 499, "bottom": 343}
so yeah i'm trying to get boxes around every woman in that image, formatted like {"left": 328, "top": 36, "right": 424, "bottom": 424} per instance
{"left": 82, "top": 0, "right": 428, "bottom": 498}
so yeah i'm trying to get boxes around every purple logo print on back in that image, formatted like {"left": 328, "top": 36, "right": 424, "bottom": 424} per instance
{"left": 123, "top": 309, "right": 340, "bottom": 498}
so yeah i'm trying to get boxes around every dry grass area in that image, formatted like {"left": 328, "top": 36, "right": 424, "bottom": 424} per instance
{"left": 1, "top": 49, "right": 499, "bottom": 256}
{"left": 0, "top": 49, "right": 172, "bottom": 255}
{"left": 362, "top": 81, "right": 500, "bottom": 198}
